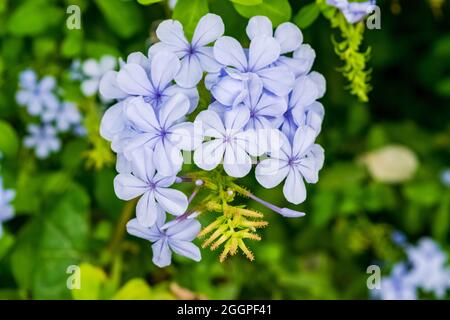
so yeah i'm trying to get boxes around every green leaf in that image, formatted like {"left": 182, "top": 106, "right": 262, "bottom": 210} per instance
{"left": 11, "top": 184, "right": 90, "bottom": 299}
{"left": 94, "top": 0, "right": 143, "bottom": 39}
{"left": 72, "top": 263, "right": 107, "bottom": 300}
{"left": 432, "top": 195, "right": 450, "bottom": 241}
{"left": 0, "top": 120, "right": 19, "bottom": 157}
{"left": 137, "top": 0, "right": 163, "bottom": 4}
{"left": 233, "top": 0, "right": 291, "bottom": 26}
{"left": 173, "top": 0, "right": 209, "bottom": 40}
{"left": 229, "top": 0, "right": 262, "bottom": 6}
{"left": 112, "top": 279, "right": 153, "bottom": 300}
{"left": 61, "top": 30, "right": 83, "bottom": 58}
{"left": 294, "top": 3, "right": 320, "bottom": 29}
{"left": 7, "top": 0, "right": 64, "bottom": 36}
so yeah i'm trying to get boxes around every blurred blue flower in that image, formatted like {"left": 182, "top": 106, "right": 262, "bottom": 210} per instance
{"left": 406, "top": 238, "right": 450, "bottom": 298}
{"left": 126, "top": 214, "right": 201, "bottom": 268}
{"left": 374, "top": 263, "right": 417, "bottom": 300}
{"left": 441, "top": 169, "right": 450, "bottom": 187}
{"left": 123, "top": 94, "right": 200, "bottom": 176}
{"left": 0, "top": 177, "right": 15, "bottom": 238}
{"left": 16, "top": 69, "right": 59, "bottom": 116}
{"left": 42, "top": 101, "right": 82, "bottom": 133}
{"left": 114, "top": 146, "right": 188, "bottom": 227}
{"left": 256, "top": 126, "right": 324, "bottom": 204}
{"left": 80, "top": 55, "right": 117, "bottom": 97}
{"left": 149, "top": 13, "right": 224, "bottom": 88}
{"left": 24, "top": 124, "right": 61, "bottom": 159}
{"left": 327, "top": 0, "right": 376, "bottom": 24}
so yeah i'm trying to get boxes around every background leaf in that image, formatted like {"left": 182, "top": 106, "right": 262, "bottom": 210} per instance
{"left": 172, "top": 0, "right": 209, "bottom": 40}
{"left": 294, "top": 2, "right": 320, "bottom": 29}
{"left": 233, "top": 0, "right": 292, "bottom": 26}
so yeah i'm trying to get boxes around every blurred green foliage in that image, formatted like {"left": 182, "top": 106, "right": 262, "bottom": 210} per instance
{"left": 0, "top": 0, "right": 449, "bottom": 300}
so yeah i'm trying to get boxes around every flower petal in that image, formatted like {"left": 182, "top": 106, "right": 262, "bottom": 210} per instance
{"left": 129, "top": 145, "right": 156, "bottom": 182}
{"left": 224, "top": 106, "right": 250, "bottom": 131}
{"left": 293, "top": 125, "right": 317, "bottom": 157}
{"left": 195, "top": 46, "right": 222, "bottom": 73}
{"left": 155, "top": 187, "right": 188, "bottom": 216}
{"left": 192, "top": 13, "right": 224, "bottom": 47}
{"left": 136, "top": 191, "right": 160, "bottom": 227}
{"left": 248, "top": 36, "right": 280, "bottom": 71}
{"left": 246, "top": 16, "right": 273, "bottom": 40}
{"left": 211, "top": 76, "right": 245, "bottom": 106}
{"left": 151, "top": 52, "right": 181, "bottom": 91}
{"left": 257, "top": 66, "right": 294, "bottom": 97}
{"left": 155, "top": 19, "right": 189, "bottom": 49}
{"left": 125, "top": 96, "right": 160, "bottom": 132}
{"left": 114, "top": 174, "right": 148, "bottom": 200}
{"left": 100, "top": 101, "right": 126, "bottom": 141}
{"left": 117, "top": 63, "right": 152, "bottom": 96}
{"left": 159, "top": 93, "right": 190, "bottom": 128}
{"left": 195, "top": 110, "right": 225, "bottom": 138}
{"left": 193, "top": 139, "right": 225, "bottom": 171}
{"left": 152, "top": 238, "right": 172, "bottom": 267}
{"left": 274, "top": 22, "right": 303, "bottom": 54}
{"left": 99, "top": 71, "right": 127, "bottom": 100}
{"left": 255, "top": 158, "right": 289, "bottom": 188}
{"left": 223, "top": 143, "right": 252, "bottom": 178}
{"left": 126, "top": 218, "right": 162, "bottom": 242}
{"left": 174, "top": 54, "right": 203, "bottom": 88}
{"left": 283, "top": 168, "right": 306, "bottom": 204}
{"left": 214, "top": 36, "right": 247, "bottom": 71}
{"left": 169, "top": 239, "right": 201, "bottom": 262}
{"left": 166, "top": 219, "right": 201, "bottom": 240}
{"left": 153, "top": 139, "right": 183, "bottom": 176}
{"left": 169, "top": 122, "right": 202, "bottom": 151}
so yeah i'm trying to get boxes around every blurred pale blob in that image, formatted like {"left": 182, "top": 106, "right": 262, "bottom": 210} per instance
{"left": 361, "top": 145, "right": 419, "bottom": 183}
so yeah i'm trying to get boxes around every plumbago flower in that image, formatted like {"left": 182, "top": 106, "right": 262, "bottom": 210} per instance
{"left": 149, "top": 13, "right": 224, "bottom": 88}
{"left": 374, "top": 237, "right": 450, "bottom": 300}
{"left": 24, "top": 124, "right": 61, "bottom": 159}
{"left": 99, "top": 14, "right": 326, "bottom": 267}
{"left": 15, "top": 69, "right": 59, "bottom": 116}
{"left": 127, "top": 214, "right": 201, "bottom": 268}
{"left": 114, "top": 146, "right": 188, "bottom": 227}
{"left": 0, "top": 177, "right": 15, "bottom": 238}
{"left": 42, "top": 101, "right": 82, "bottom": 133}
{"left": 327, "top": 0, "right": 376, "bottom": 24}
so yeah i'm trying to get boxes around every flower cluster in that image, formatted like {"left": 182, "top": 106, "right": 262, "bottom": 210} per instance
{"left": 327, "top": 0, "right": 376, "bottom": 24}
{"left": 374, "top": 238, "right": 450, "bottom": 300}
{"left": 0, "top": 176, "right": 15, "bottom": 239}
{"left": 16, "top": 69, "right": 84, "bottom": 159}
{"left": 99, "top": 14, "right": 326, "bottom": 267}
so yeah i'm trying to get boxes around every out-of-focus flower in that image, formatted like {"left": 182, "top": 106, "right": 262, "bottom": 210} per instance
{"left": 126, "top": 213, "right": 201, "bottom": 268}
{"left": 361, "top": 145, "right": 419, "bottom": 183}
{"left": 114, "top": 146, "right": 188, "bottom": 227}
{"left": 0, "top": 177, "right": 15, "bottom": 238}
{"left": 327, "top": 0, "right": 376, "bottom": 24}
{"left": 16, "top": 69, "right": 59, "bottom": 116}
{"left": 81, "top": 55, "right": 117, "bottom": 97}
{"left": 374, "top": 263, "right": 417, "bottom": 300}
{"left": 24, "top": 124, "right": 61, "bottom": 159}
{"left": 42, "top": 101, "right": 82, "bottom": 133}
{"left": 149, "top": 13, "right": 224, "bottom": 88}
{"left": 441, "top": 169, "right": 450, "bottom": 187}
{"left": 256, "top": 126, "right": 324, "bottom": 204}
{"left": 406, "top": 238, "right": 450, "bottom": 298}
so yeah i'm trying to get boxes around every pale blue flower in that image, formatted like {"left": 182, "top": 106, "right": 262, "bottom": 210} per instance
{"left": 81, "top": 55, "right": 117, "bottom": 97}
{"left": 281, "top": 73, "right": 326, "bottom": 140}
{"left": 126, "top": 213, "right": 201, "bottom": 268}
{"left": 24, "top": 124, "right": 61, "bottom": 159}
{"left": 42, "top": 101, "right": 82, "bottom": 133}
{"left": 374, "top": 263, "right": 417, "bottom": 300}
{"left": 327, "top": 0, "right": 376, "bottom": 24}
{"left": 114, "top": 146, "right": 189, "bottom": 227}
{"left": 123, "top": 93, "right": 200, "bottom": 176}
{"left": 0, "top": 177, "right": 15, "bottom": 238}
{"left": 276, "top": 44, "right": 317, "bottom": 79}
{"left": 69, "top": 59, "right": 83, "bottom": 81}
{"left": 193, "top": 108, "right": 268, "bottom": 178}
{"left": 256, "top": 126, "right": 324, "bottom": 204}
{"left": 16, "top": 69, "right": 59, "bottom": 116}
{"left": 149, "top": 13, "right": 224, "bottom": 88}
{"left": 441, "top": 169, "right": 450, "bottom": 187}
{"left": 406, "top": 238, "right": 450, "bottom": 298}
{"left": 210, "top": 35, "right": 295, "bottom": 106}
{"left": 246, "top": 16, "right": 303, "bottom": 55}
